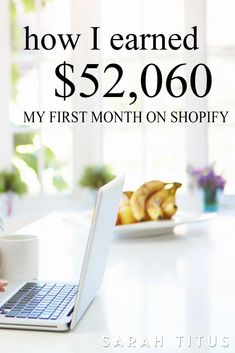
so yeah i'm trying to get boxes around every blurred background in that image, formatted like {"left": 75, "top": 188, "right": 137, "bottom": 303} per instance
{"left": 0, "top": 0, "right": 234, "bottom": 226}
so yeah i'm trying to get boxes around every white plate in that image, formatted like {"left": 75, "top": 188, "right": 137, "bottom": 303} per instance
{"left": 114, "top": 212, "right": 215, "bottom": 238}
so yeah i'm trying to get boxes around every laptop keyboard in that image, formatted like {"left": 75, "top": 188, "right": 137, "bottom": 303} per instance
{"left": 0, "top": 282, "right": 78, "bottom": 320}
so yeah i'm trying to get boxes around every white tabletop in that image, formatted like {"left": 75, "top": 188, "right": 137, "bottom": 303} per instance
{"left": 0, "top": 212, "right": 235, "bottom": 352}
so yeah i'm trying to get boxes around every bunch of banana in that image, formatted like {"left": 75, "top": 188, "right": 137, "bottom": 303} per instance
{"left": 116, "top": 180, "right": 182, "bottom": 225}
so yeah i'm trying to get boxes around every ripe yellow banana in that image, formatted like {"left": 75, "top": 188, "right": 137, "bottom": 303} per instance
{"left": 146, "top": 203, "right": 163, "bottom": 220}
{"left": 120, "top": 191, "right": 133, "bottom": 208}
{"left": 161, "top": 183, "right": 182, "bottom": 219}
{"left": 145, "top": 183, "right": 182, "bottom": 220}
{"left": 123, "top": 191, "right": 133, "bottom": 199}
{"left": 130, "top": 180, "right": 165, "bottom": 221}
{"left": 146, "top": 188, "right": 169, "bottom": 220}
{"left": 161, "top": 195, "right": 178, "bottom": 219}
{"left": 118, "top": 206, "right": 136, "bottom": 225}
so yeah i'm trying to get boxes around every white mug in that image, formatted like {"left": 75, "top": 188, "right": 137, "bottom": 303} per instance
{"left": 0, "top": 234, "right": 39, "bottom": 280}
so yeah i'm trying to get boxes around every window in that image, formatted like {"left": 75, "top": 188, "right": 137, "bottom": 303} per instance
{"left": 101, "top": 0, "right": 187, "bottom": 190}
{"left": 0, "top": 0, "right": 234, "bottom": 199}
{"left": 10, "top": 0, "right": 73, "bottom": 194}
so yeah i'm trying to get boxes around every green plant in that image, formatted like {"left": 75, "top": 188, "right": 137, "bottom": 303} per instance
{"left": 79, "top": 165, "right": 115, "bottom": 190}
{"left": 0, "top": 168, "right": 28, "bottom": 195}
{"left": 14, "top": 132, "right": 68, "bottom": 191}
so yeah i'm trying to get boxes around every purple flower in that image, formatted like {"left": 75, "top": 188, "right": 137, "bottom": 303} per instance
{"left": 188, "top": 165, "right": 226, "bottom": 192}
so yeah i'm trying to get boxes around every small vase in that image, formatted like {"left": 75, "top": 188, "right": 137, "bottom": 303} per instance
{"left": 203, "top": 189, "right": 218, "bottom": 212}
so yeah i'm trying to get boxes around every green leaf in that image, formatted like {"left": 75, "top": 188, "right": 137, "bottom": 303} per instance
{"left": 21, "top": 0, "right": 36, "bottom": 12}
{"left": 0, "top": 168, "right": 28, "bottom": 195}
{"left": 52, "top": 175, "right": 68, "bottom": 191}
{"left": 14, "top": 132, "right": 36, "bottom": 147}
{"left": 44, "top": 146, "right": 57, "bottom": 169}
{"left": 15, "top": 152, "right": 39, "bottom": 176}
{"left": 79, "top": 165, "right": 115, "bottom": 190}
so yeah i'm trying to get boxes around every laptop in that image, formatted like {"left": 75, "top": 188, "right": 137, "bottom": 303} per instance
{"left": 0, "top": 175, "right": 124, "bottom": 331}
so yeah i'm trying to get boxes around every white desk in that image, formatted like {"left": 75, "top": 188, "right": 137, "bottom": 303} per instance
{"left": 0, "top": 212, "right": 235, "bottom": 352}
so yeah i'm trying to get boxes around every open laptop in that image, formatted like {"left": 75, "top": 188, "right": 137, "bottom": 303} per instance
{"left": 0, "top": 175, "right": 124, "bottom": 331}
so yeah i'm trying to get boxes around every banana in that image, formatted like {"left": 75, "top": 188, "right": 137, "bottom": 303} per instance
{"left": 146, "top": 188, "right": 169, "bottom": 220}
{"left": 145, "top": 183, "right": 181, "bottom": 220}
{"left": 130, "top": 180, "right": 165, "bottom": 221}
{"left": 171, "top": 182, "right": 182, "bottom": 192}
{"left": 123, "top": 191, "right": 133, "bottom": 199}
{"left": 146, "top": 203, "right": 163, "bottom": 220}
{"left": 116, "top": 212, "right": 121, "bottom": 225}
{"left": 120, "top": 191, "right": 133, "bottom": 208}
{"left": 118, "top": 206, "right": 136, "bottom": 225}
{"left": 161, "top": 196, "right": 178, "bottom": 219}
{"left": 162, "top": 203, "right": 178, "bottom": 219}
{"left": 161, "top": 183, "right": 182, "bottom": 219}
{"left": 117, "top": 181, "right": 182, "bottom": 224}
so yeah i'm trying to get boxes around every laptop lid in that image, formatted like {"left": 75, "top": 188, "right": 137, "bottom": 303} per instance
{"left": 70, "top": 175, "right": 124, "bottom": 329}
